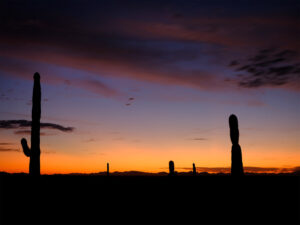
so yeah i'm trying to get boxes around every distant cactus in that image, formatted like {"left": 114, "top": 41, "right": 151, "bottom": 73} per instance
{"left": 21, "top": 73, "right": 41, "bottom": 176}
{"left": 229, "top": 114, "right": 244, "bottom": 176}
{"left": 107, "top": 163, "right": 109, "bottom": 176}
{"left": 169, "top": 160, "right": 175, "bottom": 176}
{"left": 193, "top": 163, "right": 196, "bottom": 175}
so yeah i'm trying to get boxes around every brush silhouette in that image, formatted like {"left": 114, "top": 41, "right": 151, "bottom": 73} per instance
{"left": 169, "top": 160, "right": 175, "bottom": 176}
{"left": 229, "top": 114, "right": 244, "bottom": 176}
{"left": 21, "top": 73, "right": 41, "bottom": 176}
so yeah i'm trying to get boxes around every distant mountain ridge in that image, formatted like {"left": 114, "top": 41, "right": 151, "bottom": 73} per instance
{"left": 1, "top": 170, "right": 299, "bottom": 176}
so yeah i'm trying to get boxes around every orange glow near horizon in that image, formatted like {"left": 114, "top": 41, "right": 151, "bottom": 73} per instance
{"left": 1, "top": 143, "right": 299, "bottom": 174}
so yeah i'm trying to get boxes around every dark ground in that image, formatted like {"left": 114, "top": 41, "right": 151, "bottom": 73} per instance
{"left": 0, "top": 173, "right": 299, "bottom": 224}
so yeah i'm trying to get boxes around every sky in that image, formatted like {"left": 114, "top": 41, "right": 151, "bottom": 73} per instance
{"left": 0, "top": 0, "right": 299, "bottom": 174}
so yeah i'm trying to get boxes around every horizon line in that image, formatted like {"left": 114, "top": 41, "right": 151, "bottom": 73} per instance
{"left": 1, "top": 165, "right": 299, "bottom": 175}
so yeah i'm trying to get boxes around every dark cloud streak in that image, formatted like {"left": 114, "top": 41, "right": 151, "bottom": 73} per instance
{"left": 0, "top": 148, "right": 20, "bottom": 152}
{"left": 0, "top": 142, "right": 12, "bottom": 145}
{"left": 0, "top": 142, "right": 20, "bottom": 152}
{"left": 229, "top": 48, "right": 300, "bottom": 89}
{"left": 187, "top": 138, "right": 207, "bottom": 141}
{"left": 0, "top": 120, "right": 74, "bottom": 132}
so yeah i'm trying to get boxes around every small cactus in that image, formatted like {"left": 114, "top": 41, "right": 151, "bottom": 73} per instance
{"left": 21, "top": 73, "right": 41, "bottom": 176}
{"left": 193, "top": 163, "right": 196, "bottom": 175}
{"left": 107, "top": 163, "right": 109, "bottom": 176}
{"left": 169, "top": 160, "right": 175, "bottom": 176}
{"left": 229, "top": 114, "right": 244, "bottom": 176}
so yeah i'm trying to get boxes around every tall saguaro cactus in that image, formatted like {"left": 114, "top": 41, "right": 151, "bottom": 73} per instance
{"left": 229, "top": 114, "right": 244, "bottom": 176}
{"left": 169, "top": 160, "right": 175, "bottom": 176}
{"left": 21, "top": 73, "right": 41, "bottom": 176}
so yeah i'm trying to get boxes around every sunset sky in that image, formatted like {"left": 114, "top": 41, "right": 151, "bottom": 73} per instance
{"left": 0, "top": 0, "right": 299, "bottom": 174}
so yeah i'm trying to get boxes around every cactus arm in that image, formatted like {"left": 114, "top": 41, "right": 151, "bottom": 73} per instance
{"left": 21, "top": 138, "right": 31, "bottom": 157}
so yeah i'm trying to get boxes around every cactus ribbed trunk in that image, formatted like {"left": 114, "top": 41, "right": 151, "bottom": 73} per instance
{"left": 193, "top": 163, "right": 196, "bottom": 175}
{"left": 21, "top": 73, "right": 41, "bottom": 176}
{"left": 229, "top": 114, "right": 244, "bottom": 176}
{"left": 169, "top": 160, "right": 174, "bottom": 176}
{"left": 107, "top": 163, "right": 109, "bottom": 176}
{"left": 231, "top": 144, "right": 243, "bottom": 175}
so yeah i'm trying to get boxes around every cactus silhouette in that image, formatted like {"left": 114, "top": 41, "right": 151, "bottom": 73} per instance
{"left": 107, "top": 163, "right": 109, "bottom": 176}
{"left": 193, "top": 163, "right": 196, "bottom": 175}
{"left": 229, "top": 114, "right": 244, "bottom": 176}
{"left": 169, "top": 160, "right": 175, "bottom": 176}
{"left": 21, "top": 73, "right": 41, "bottom": 176}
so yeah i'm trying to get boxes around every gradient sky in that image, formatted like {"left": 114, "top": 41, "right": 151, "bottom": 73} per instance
{"left": 0, "top": 0, "right": 299, "bottom": 174}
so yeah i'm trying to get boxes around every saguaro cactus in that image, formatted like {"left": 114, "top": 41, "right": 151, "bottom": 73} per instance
{"left": 229, "top": 114, "right": 244, "bottom": 176}
{"left": 193, "top": 163, "right": 196, "bottom": 175}
{"left": 169, "top": 160, "right": 175, "bottom": 176}
{"left": 21, "top": 72, "right": 41, "bottom": 176}
{"left": 107, "top": 163, "right": 109, "bottom": 176}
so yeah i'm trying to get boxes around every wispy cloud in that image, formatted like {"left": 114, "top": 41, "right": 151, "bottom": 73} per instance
{"left": 14, "top": 130, "right": 51, "bottom": 136}
{"left": 0, "top": 142, "right": 12, "bottom": 145}
{"left": 43, "top": 150, "right": 56, "bottom": 154}
{"left": 0, "top": 56, "right": 122, "bottom": 98}
{"left": 0, "top": 148, "right": 20, "bottom": 152}
{"left": 187, "top": 138, "right": 207, "bottom": 141}
{"left": 229, "top": 48, "right": 300, "bottom": 90}
{"left": 72, "top": 79, "right": 120, "bottom": 98}
{"left": 0, "top": 142, "right": 20, "bottom": 152}
{"left": 0, "top": 120, "right": 74, "bottom": 132}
